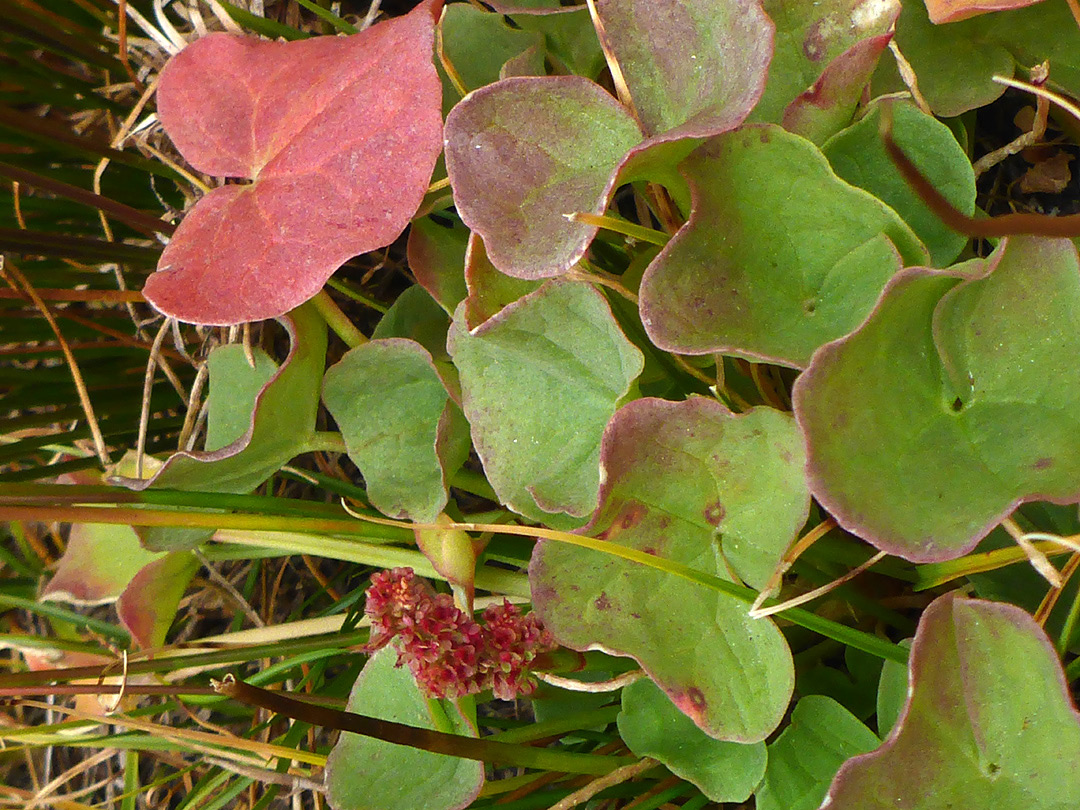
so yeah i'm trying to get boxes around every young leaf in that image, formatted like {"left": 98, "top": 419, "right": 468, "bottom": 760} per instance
{"left": 618, "top": 677, "right": 766, "bottom": 802}
{"left": 795, "top": 236, "right": 1080, "bottom": 562}
{"left": 639, "top": 125, "right": 926, "bottom": 368}
{"left": 324, "top": 647, "right": 484, "bottom": 810}
{"left": 530, "top": 397, "right": 806, "bottom": 741}
{"left": 823, "top": 592, "right": 1080, "bottom": 809}
{"left": 448, "top": 279, "right": 643, "bottom": 524}
{"left": 781, "top": 33, "right": 893, "bottom": 146}
{"left": 322, "top": 339, "right": 468, "bottom": 523}
{"left": 145, "top": 0, "right": 444, "bottom": 325}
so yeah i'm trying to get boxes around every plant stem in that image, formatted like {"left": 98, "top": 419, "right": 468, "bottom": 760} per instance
{"left": 215, "top": 675, "right": 634, "bottom": 775}
{"left": 313, "top": 289, "right": 367, "bottom": 348}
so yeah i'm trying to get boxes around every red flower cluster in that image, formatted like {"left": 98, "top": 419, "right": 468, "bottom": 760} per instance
{"left": 363, "top": 567, "right": 557, "bottom": 700}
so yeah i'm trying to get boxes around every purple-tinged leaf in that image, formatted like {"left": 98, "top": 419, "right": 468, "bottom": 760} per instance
{"left": 530, "top": 397, "right": 807, "bottom": 740}
{"left": 444, "top": 76, "right": 642, "bottom": 279}
{"left": 753, "top": 0, "right": 899, "bottom": 123}
{"left": 448, "top": 280, "right": 642, "bottom": 524}
{"left": 41, "top": 521, "right": 196, "bottom": 650}
{"left": 594, "top": 0, "right": 773, "bottom": 143}
{"left": 924, "top": 0, "right": 1043, "bottom": 24}
{"left": 41, "top": 522, "right": 162, "bottom": 606}
{"left": 145, "top": 1, "right": 443, "bottom": 325}
{"left": 795, "top": 236, "right": 1080, "bottom": 562}
{"left": 322, "top": 339, "right": 468, "bottom": 523}
{"left": 325, "top": 647, "right": 484, "bottom": 810}
{"left": 823, "top": 592, "right": 1080, "bottom": 809}
{"left": 462, "top": 233, "right": 541, "bottom": 330}
{"left": 116, "top": 552, "right": 198, "bottom": 649}
{"left": 639, "top": 125, "right": 925, "bottom": 368}
{"left": 781, "top": 33, "right": 892, "bottom": 146}
{"left": 406, "top": 216, "right": 470, "bottom": 316}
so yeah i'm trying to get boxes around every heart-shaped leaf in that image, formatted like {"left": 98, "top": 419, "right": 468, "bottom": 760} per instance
{"left": 530, "top": 397, "right": 806, "bottom": 741}
{"left": 448, "top": 279, "right": 643, "bottom": 524}
{"left": 618, "top": 676, "right": 766, "bottom": 801}
{"left": 444, "top": 76, "right": 642, "bottom": 279}
{"left": 322, "top": 338, "right": 468, "bottom": 523}
{"left": 795, "top": 236, "right": 1080, "bottom": 562}
{"left": 639, "top": 125, "right": 926, "bottom": 368}
{"left": 145, "top": 0, "right": 443, "bottom": 325}
{"left": 823, "top": 592, "right": 1080, "bottom": 809}
{"left": 324, "top": 647, "right": 484, "bottom": 810}
{"left": 593, "top": 0, "right": 774, "bottom": 143}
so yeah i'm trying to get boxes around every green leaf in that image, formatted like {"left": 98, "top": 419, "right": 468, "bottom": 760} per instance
{"left": 372, "top": 285, "right": 452, "bottom": 360}
{"left": 824, "top": 593, "right": 1080, "bottom": 809}
{"left": 752, "top": 0, "right": 899, "bottom": 123}
{"left": 639, "top": 125, "right": 926, "bottom": 368}
{"left": 443, "top": 76, "right": 642, "bottom": 278}
{"left": 876, "top": 639, "right": 911, "bottom": 738}
{"left": 756, "top": 695, "right": 879, "bottom": 810}
{"left": 205, "top": 345, "right": 279, "bottom": 452}
{"left": 530, "top": 397, "right": 806, "bottom": 741}
{"left": 448, "top": 279, "right": 643, "bottom": 523}
{"left": 618, "top": 677, "right": 766, "bottom": 802}
{"left": 114, "top": 302, "right": 326, "bottom": 550}
{"left": 510, "top": 6, "right": 606, "bottom": 78}
{"left": 324, "top": 647, "right": 484, "bottom": 810}
{"left": 437, "top": 3, "right": 543, "bottom": 115}
{"left": 823, "top": 100, "right": 976, "bottom": 267}
{"left": 893, "top": 0, "right": 1080, "bottom": 116}
{"left": 322, "top": 339, "right": 468, "bottom": 523}
{"left": 796, "top": 236, "right": 1080, "bottom": 562}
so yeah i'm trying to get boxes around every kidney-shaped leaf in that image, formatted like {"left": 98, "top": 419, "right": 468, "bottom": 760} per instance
{"left": 593, "top": 0, "right": 773, "bottom": 143}
{"left": 639, "top": 125, "right": 925, "bottom": 368}
{"left": 448, "top": 280, "right": 642, "bottom": 524}
{"left": 823, "top": 592, "right": 1080, "bottom": 810}
{"left": 530, "top": 397, "right": 807, "bottom": 741}
{"left": 325, "top": 647, "right": 484, "bottom": 810}
{"left": 795, "top": 236, "right": 1080, "bottom": 562}
{"left": 146, "top": 0, "right": 443, "bottom": 325}
{"left": 322, "top": 338, "right": 468, "bottom": 523}
{"left": 444, "top": 76, "right": 642, "bottom": 279}
{"left": 618, "top": 676, "right": 766, "bottom": 801}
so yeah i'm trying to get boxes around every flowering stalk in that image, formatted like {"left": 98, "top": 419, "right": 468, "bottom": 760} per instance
{"left": 363, "top": 567, "right": 557, "bottom": 700}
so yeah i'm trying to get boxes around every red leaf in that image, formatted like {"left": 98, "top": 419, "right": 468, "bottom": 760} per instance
{"left": 146, "top": 0, "right": 444, "bottom": 325}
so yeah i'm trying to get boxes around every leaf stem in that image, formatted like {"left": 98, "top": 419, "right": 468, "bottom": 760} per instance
{"left": 313, "top": 289, "right": 367, "bottom": 348}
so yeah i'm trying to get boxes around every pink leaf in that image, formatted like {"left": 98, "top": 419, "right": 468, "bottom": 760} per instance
{"left": 146, "top": 0, "right": 444, "bottom": 325}
{"left": 923, "top": 0, "right": 1044, "bottom": 24}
